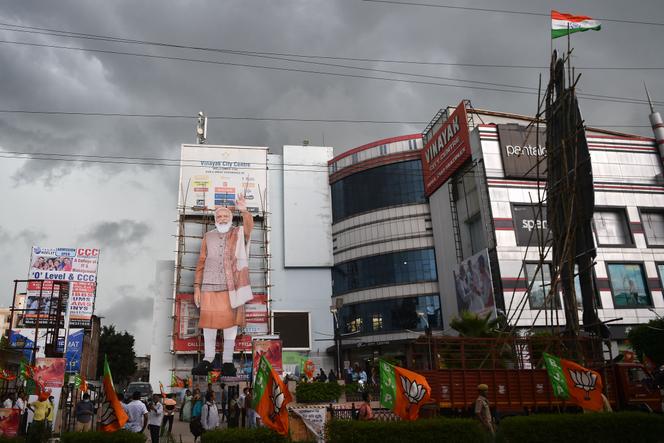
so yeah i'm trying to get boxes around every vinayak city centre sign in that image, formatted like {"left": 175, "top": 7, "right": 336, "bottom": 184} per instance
{"left": 421, "top": 101, "right": 471, "bottom": 196}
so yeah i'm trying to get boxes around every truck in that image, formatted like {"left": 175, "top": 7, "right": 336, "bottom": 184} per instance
{"left": 410, "top": 335, "right": 662, "bottom": 414}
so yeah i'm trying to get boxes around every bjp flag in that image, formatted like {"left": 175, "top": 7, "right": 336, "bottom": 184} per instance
{"left": 99, "top": 355, "right": 128, "bottom": 432}
{"left": 252, "top": 355, "right": 292, "bottom": 436}
{"left": 379, "top": 360, "right": 431, "bottom": 420}
{"left": 543, "top": 353, "right": 604, "bottom": 412}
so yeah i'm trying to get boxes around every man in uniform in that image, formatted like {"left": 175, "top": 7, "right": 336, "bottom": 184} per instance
{"left": 474, "top": 383, "right": 495, "bottom": 436}
{"left": 192, "top": 196, "right": 254, "bottom": 376}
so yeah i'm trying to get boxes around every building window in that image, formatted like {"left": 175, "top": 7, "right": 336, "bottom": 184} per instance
{"left": 332, "top": 248, "right": 437, "bottom": 295}
{"left": 606, "top": 263, "right": 652, "bottom": 308}
{"left": 593, "top": 210, "right": 632, "bottom": 246}
{"left": 273, "top": 312, "right": 310, "bottom": 349}
{"left": 379, "top": 144, "right": 388, "bottom": 155}
{"left": 351, "top": 153, "right": 358, "bottom": 164}
{"left": 467, "top": 214, "right": 486, "bottom": 254}
{"left": 339, "top": 294, "right": 442, "bottom": 336}
{"left": 408, "top": 139, "right": 419, "bottom": 150}
{"left": 641, "top": 210, "right": 664, "bottom": 247}
{"left": 524, "top": 263, "right": 561, "bottom": 309}
{"left": 331, "top": 160, "right": 426, "bottom": 222}
{"left": 180, "top": 302, "right": 199, "bottom": 338}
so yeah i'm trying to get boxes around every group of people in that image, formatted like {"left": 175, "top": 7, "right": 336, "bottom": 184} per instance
{"left": 31, "top": 256, "right": 73, "bottom": 272}
{"left": 3, "top": 391, "right": 55, "bottom": 438}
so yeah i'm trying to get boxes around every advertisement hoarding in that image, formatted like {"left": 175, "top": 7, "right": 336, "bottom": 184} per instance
{"left": 252, "top": 338, "right": 283, "bottom": 377}
{"left": 28, "top": 247, "right": 99, "bottom": 282}
{"left": 173, "top": 293, "right": 268, "bottom": 353}
{"left": 421, "top": 101, "right": 471, "bottom": 196}
{"left": 452, "top": 249, "right": 496, "bottom": 318}
{"left": 179, "top": 145, "right": 268, "bottom": 214}
{"left": 33, "top": 357, "right": 66, "bottom": 388}
{"left": 0, "top": 409, "right": 20, "bottom": 437}
{"left": 497, "top": 124, "right": 547, "bottom": 180}
{"left": 9, "top": 328, "right": 84, "bottom": 369}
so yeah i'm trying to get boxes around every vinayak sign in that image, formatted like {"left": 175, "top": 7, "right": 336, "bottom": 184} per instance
{"left": 421, "top": 101, "right": 471, "bottom": 196}
{"left": 497, "top": 124, "right": 547, "bottom": 180}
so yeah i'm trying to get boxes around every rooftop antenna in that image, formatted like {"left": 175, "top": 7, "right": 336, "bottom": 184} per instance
{"left": 645, "top": 83, "right": 664, "bottom": 165}
{"left": 196, "top": 111, "right": 208, "bottom": 144}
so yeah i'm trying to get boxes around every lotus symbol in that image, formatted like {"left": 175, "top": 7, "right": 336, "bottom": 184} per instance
{"left": 568, "top": 369, "right": 598, "bottom": 400}
{"left": 400, "top": 376, "right": 427, "bottom": 405}
{"left": 270, "top": 381, "right": 285, "bottom": 418}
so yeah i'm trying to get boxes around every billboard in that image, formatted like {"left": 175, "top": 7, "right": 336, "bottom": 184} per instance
{"left": 34, "top": 357, "right": 66, "bottom": 388}
{"left": 497, "top": 124, "right": 547, "bottom": 180}
{"left": 173, "top": 293, "right": 268, "bottom": 353}
{"left": 9, "top": 328, "right": 84, "bottom": 369}
{"left": 179, "top": 144, "right": 268, "bottom": 214}
{"left": 512, "top": 204, "right": 549, "bottom": 247}
{"left": 452, "top": 249, "right": 496, "bottom": 318}
{"left": 28, "top": 246, "right": 99, "bottom": 282}
{"left": 421, "top": 101, "right": 471, "bottom": 196}
{"left": 252, "top": 338, "right": 283, "bottom": 376}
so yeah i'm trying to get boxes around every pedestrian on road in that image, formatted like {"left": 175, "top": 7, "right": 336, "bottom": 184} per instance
{"left": 147, "top": 394, "right": 163, "bottom": 443}
{"left": 74, "top": 393, "right": 94, "bottom": 432}
{"left": 181, "top": 389, "right": 193, "bottom": 422}
{"left": 161, "top": 395, "right": 177, "bottom": 436}
{"left": 218, "top": 383, "right": 228, "bottom": 423}
{"left": 46, "top": 396, "right": 55, "bottom": 430}
{"left": 474, "top": 384, "right": 495, "bottom": 436}
{"left": 201, "top": 391, "right": 219, "bottom": 432}
{"left": 227, "top": 393, "right": 240, "bottom": 428}
{"left": 189, "top": 389, "right": 204, "bottom": 442}
{"left": 123, "top": 391, "right": 148, "bottom": 433}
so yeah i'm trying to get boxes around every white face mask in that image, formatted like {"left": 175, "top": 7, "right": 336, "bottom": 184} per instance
{"left": 216, "top": 221, "right": 232, "bottom": 233}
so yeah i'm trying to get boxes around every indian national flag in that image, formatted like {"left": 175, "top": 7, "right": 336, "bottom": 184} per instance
{"left": 379, "top": 360, "right": 431, "bottom": 421}
{"left": 552, "top": 10, "right": 601, "bottom": 39}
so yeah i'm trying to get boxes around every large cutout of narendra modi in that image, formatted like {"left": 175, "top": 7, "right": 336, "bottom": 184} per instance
{"left": 192, "top": 196, "right": 253, "bottom": 376}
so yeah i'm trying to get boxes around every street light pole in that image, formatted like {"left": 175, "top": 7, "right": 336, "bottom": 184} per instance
{"left": 330, "top": 307, "right": 342, "bottom": 377}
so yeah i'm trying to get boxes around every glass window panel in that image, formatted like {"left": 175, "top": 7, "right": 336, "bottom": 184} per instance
{"left": 332, "top": 248, "right": 437, "bottom": 295}
{"left": 642, "top": 211, "right": 664, "bottom": 246}
{"left": 607, "top": 263, "right": 652, "bottom": 308}
{"left": 331, "top": 160, "right": 426, "bottom": 222}
{"left": 593, "top": 211, "right": 631, "bottom": 246}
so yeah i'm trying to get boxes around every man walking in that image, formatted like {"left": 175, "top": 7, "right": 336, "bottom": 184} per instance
{"left": 201, "top": 391, "right": 219, "bottom": 432}
{"left": 74, "top": 393, "right": 94, "bottom": 432}
{"left": 161, "top": 395, "right": 177, "bottom": 436}
{"left": 147, "top": 394, "right": 163, "bottom": 443}
{"left": 123, "top": 391, "right": 148, "bottom": 433}
{"left": 474, "top": 384, "right": 495, "bottom": 436}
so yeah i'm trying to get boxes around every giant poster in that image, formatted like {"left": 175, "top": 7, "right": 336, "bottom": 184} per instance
{"left": 179, "top": 145, "right": 268, "bottom": 214}
{"left": 452, "top": 249, "right": 496, "bottom": 318}
{"left": 28, "top": 247, "right": 99, "bottom": 282}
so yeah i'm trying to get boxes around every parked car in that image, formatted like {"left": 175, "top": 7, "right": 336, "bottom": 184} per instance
{"left": 124, "top": 382, "right": 153, "bottom": 403}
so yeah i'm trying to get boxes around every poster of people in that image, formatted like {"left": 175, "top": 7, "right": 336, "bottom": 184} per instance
{"left": 453, "top": 249, "right": 496, "bottom": 318}
{"left": 33, "top": 358, "right": 66, "bottom": 388}
{"left": 252, "top": 338, "right": 283, "bottom": 377}
{"left": 0, "top": 408, "right": 20, "bottom": 437}
{"left": 173, "top": 293, "right": 268, "bottom": 353}
{"left": 179, "top": 144, "right": 268, "bottom": 214}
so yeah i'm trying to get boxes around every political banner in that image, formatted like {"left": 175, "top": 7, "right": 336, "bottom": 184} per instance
{"left": 452, "top": 249, "right": 496, "bottom": 318}
{"left": 291, "top": 406, "right": 327, "bottom": 443}
{"left": 252, "top": 338, "right": 283, "bottom": 377}
{"left": 33, "top": 358, "right": 66, "bottom": 388}
{"left": 0, "top": 408, "right": 20, "bottom": 437}
{"left": 179, "top": 144, "right": 268, "bottom": 214}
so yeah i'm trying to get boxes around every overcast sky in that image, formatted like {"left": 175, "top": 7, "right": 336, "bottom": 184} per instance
{"left": 0, "top": 0, "right": 662, "bottom": 355}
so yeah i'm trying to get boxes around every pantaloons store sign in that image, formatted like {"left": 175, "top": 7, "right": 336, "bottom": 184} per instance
{"left": 421, "top": 101, "right": 471, "bottom": 196}
{"left": 497, "top": 124, "right": 547, "bottom": 180}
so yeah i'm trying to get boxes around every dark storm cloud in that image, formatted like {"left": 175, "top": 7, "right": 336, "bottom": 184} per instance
{"left": 78, "top": 220, "right": 150, "bottom": 249}
{"left": 97, "top": 284, "right": 153, "bottom": 332}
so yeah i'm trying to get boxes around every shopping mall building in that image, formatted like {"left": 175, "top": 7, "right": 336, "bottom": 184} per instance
{"left": 329, "top": 101, "right": 664, "bottom": 366}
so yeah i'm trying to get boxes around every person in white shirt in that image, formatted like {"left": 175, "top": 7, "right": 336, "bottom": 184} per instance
{"left": 123, "top": 391, "right": 148, "bottom": 433}
{"left": 201, "top": 391, "right": 219, "bottom": 431}
{"left": 2, "top": 393, "right": 14, "bottom": 409}
{"left": 147, "top": 394, "right": 163, "bottom": 443}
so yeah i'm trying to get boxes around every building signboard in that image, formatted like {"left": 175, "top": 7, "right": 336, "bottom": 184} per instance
{"left": 28, "top": 247, "right": 99, "bottom": 282}
{"left": 452, "top": 249, "right": 496, "bottom": 318}
{"left": 179, "top": 144, "right": 268, "bottom": 214}
{"left": 512, "top": 204, "right": 549, "bottom": 247}
{"left": 497, "top": 124, "right": 547, "bottom": 180}
{"left": 421, "top": 101, "right": 471, "bottom": 195}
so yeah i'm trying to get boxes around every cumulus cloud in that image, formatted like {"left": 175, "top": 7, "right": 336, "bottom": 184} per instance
{"left": 78, "top": 220, "right": 150, "bottom": 250}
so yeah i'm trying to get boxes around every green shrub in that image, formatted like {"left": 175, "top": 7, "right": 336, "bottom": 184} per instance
{"left": 496, "top": 412, "right": 664, "bottom": 443}
{"left": 202, "top": 427, "right": 287, "bottom": 442}
{"left": 343, "top": 383, "right": 362, "bottom": 395}
{"left": 326, "top": 418, "right": 488, "bottom": 443}
{"left": 61, "top": 430, "right": 146, "bottom": 443}
{"left": 296, "top": 381, "right": 343, "bottom": 403}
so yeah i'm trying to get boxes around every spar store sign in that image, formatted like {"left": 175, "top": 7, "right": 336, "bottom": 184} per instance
{"left": 421, "top": 101, "right": 471, "bottom": 196}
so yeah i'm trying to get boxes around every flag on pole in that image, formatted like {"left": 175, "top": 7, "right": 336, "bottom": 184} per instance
{"left": 74, "top": 374, "right": 88, "bottom": 393}
{"left": 159, "top": 381, "right": 166, "bottom": 398}
{"left": 99, "top": 355, "right": 128, "bottom": 432}
{"left": 543, "top": 353, "right": 604, "bottom": 412}
{"left": 207, "top": 370, "right": 221, "bottom": 384}
{"left": 552, "top": 10, "right": 601, "bottom": 39}
{"left": 379, "top": 360, "right": 431, "bottom": 420}
{"left": 252, "top": 355, "right": 292, "bottom": 436}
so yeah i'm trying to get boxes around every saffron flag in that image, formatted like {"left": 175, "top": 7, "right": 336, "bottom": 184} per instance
{"left": 252, "top": 355, "right": 292, "bottom": 436}
{"left": 543, "top": 353, "right": 604, "bottom": 412}
{"left": 379, "top": 360, "right": 431, "bottom": 420}
{"left": 552, "top": 10, "right": 601, "bottom": 39}
{"left": 207, "top": 370, "right": 221, "bottom": 384}
{"left": 99, "top": 355, "right": 128, "bottom": 432}
{"left": 159, "top": 381, "right": 166, "bottom": 398}
{"left": 74, "top": 374, "right": 88, "bottom": 392}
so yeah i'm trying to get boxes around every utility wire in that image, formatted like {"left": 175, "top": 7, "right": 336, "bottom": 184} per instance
{"left": 1, "top": 20, "right": 663, "bottom": 70}
{"left": 0, "top": 38, "right": 661, "bottom": 107}
{"left": 360, "top": 0, "right": 664, "bottom": 27}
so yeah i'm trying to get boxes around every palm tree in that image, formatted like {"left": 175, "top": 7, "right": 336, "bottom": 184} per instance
{"left": 450, "top": 311, "right": 500, "bottom": 337}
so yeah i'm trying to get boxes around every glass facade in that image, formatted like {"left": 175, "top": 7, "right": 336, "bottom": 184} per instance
{"left": 331, "top": 160, "right": 426, "bottom": 222}
{"left": 332, "top": 248, "right": 437, "bottom": 295}
{"left": 339, "top": 294, "right": 442, "bottom": 335}
{"left": 607, "top": 263, "right": 652, "bottom": 308}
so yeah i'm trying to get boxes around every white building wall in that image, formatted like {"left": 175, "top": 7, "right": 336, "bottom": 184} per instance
{"left": 149, "top": 260, "right": 175, "bottom": 393}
